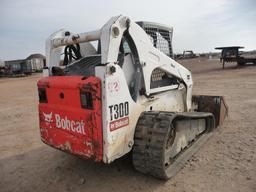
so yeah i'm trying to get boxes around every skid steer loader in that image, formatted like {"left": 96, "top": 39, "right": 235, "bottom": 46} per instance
{"left": 38, "top": 15, "right": 228, "bottom": 179}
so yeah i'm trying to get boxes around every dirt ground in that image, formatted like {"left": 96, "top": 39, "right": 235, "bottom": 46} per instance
{"left": 0, "top": 58, "right": 256, "bottom": 192}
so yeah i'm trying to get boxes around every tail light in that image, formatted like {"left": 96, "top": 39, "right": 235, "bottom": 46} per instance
{"left": 38, "top": 88, "right": 48, "bottom": 103}
{"left": 80, "top": 91, "right": 93, "bottom": 109}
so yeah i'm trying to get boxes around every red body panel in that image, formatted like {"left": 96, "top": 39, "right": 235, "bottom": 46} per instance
{"left": 38, "top": 76, "right": 103, "bottom": 161}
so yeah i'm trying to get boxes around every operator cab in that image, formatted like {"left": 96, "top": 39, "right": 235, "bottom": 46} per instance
{"left": 49, "top": 21, "right": 178, "bottom": 101}
{"left": 49, "top": 21, "right": 174, "bottom": 77}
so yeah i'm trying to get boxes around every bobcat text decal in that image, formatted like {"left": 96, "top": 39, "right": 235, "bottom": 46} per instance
{"left": 109, "top": 101, "right": 129, "bottom": 131}
{"left": 42, "top": 112, "right": 85, "bottom": 135}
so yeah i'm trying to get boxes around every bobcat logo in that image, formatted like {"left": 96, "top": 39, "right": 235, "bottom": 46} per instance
{"left": 41, "top": 112, "right": 86, "bottom": 135}
{"left": 43, "top": 112, "right": 53, "bottom": 123}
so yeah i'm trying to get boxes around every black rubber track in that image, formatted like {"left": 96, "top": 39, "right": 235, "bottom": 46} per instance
{"left": 132, "top": 111, "right": 214, "bottom": 180}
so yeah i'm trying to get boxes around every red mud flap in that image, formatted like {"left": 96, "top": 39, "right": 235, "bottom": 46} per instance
{"left": 192, "top": 95, "right": 228, "bottom": 127}
{"left": 38, "top": 76, "right": 103, "bottom": 162}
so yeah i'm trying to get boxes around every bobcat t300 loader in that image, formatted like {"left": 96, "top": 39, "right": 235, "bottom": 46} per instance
{"left": 38, "top": 15, "right": 228, "bottom": 179}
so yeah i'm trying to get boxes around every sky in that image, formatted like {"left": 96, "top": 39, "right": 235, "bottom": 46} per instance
{"left": 0, "top": 0, "right": 256, "bottom": 60}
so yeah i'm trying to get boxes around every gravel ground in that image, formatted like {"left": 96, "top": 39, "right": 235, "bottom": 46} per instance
{"left": 0, "top": 58, "right": 255, "bottom": 192}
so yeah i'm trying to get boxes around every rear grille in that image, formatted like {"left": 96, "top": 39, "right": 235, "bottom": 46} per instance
{"left": 65, "top": 55, "right": 101, "bottom": 77}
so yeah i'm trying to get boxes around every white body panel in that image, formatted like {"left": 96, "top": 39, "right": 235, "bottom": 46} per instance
{"left": 45, "top": 15, "right": 193, "bottom": 163}
{"left": 95, "top": 64, "right": 186, "bottom": 162}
